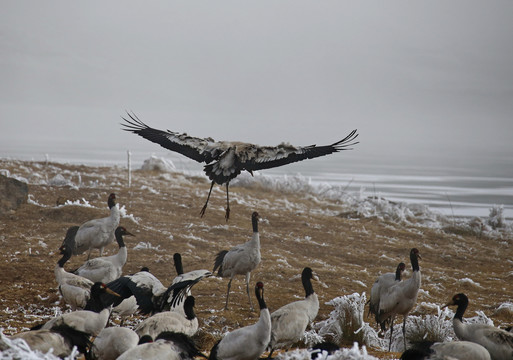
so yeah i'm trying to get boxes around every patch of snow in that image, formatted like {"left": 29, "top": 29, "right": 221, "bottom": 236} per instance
{"left": 458, "top": 277, "right": 482, "bottom": 288}
{"left": 132, "top": 242, "right": 161, "bottom": 251}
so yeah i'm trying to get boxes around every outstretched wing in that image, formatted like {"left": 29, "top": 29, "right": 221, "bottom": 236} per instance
{"left": 243, "top": 129, "right": 358, "bottom": 172}
{"left": 106, "top": 273, "right": 159, "bottom": 315}
{"left": 121, "top": 112, "right": 217, "bottom": 163}
{"left": 156, "top": 270, "right": 212, "bottom": 312}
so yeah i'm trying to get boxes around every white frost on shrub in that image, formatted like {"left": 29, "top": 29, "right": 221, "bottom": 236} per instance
{"left": 231, "top": 171, "right": 513, "bottom": 239}
{"left": 141, "top": 156, "right": 176, "bottom": 172}
{"left": 314, "top": 293, "right": 382, "bottom": 350}
{"left": 487, "top": 204, "right": 506, "bottom": 229}
{"left": 48, "top": 174, "right": 72, "bottom": 187}
{"left": 63, "top": 199, "right": 93, "bottom": 208}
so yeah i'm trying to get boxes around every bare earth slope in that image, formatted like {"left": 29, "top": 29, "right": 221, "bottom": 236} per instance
{"left": 0, "top": 159, "right": 512, "bottom": 358}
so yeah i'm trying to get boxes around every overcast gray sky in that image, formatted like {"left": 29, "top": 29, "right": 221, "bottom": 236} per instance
{"left": 1, "top": 1, "right": 512, "bottom": 171}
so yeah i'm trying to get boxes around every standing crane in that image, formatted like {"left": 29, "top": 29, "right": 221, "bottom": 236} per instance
{"left": 213, "top": 212, "right": 261, "bottom": 310}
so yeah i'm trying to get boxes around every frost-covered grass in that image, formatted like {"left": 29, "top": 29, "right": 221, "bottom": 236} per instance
{"left": 275, "top": 342, "right": 381, "bottom": 360}
{"left": 0, "top": 329, "right": 80, "bottom": 360}
{"left": 232, "top": 170, "right": 513, "bottom": 240}
{"left": 309, "top": 293, "right": 497, "bottom": 353}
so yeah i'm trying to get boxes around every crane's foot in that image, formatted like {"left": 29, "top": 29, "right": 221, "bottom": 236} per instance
{"left": 224, "top": 206, "right": 230, "bottom": 222}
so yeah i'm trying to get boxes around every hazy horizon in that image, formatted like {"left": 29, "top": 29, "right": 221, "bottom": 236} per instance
{"left": 2, "top": 1, "right": 513, "bottom": 175}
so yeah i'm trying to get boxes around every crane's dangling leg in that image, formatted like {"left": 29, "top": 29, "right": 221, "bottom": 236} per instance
{"left": 225, "top": 182, "right": 230, "bottom": 221}
{"left": 200, "top": 181, "right": 215, "bottom": 218}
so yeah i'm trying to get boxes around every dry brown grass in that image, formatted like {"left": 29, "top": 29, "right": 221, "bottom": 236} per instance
{"left": 0, "top": 159, "right": 512, "bottom": 358}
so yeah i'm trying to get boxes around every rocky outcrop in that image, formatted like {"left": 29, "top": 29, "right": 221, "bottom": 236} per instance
{"left": 0, "top": 175, "right": 28, "bottom": 215}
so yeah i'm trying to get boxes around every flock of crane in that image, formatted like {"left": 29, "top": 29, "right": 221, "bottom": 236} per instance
{"left": 4, "top": 193, "right": 323, "bottom": 359}
{"left": 3, "top": 114, "right": 513, "bottom": 360}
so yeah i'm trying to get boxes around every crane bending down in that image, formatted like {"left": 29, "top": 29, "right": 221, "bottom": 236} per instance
{"left": 121, "top": 112, "right": 358, "bottom": 220}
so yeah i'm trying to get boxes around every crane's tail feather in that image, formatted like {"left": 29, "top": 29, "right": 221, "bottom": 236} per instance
{"left": 213, "top": 250, "right": 228, "bottom": 276}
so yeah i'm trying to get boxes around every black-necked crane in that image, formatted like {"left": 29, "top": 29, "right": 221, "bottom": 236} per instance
{"left": 156, "top": 253, "right": 212, "bottom": 316}
{"left": 117, "top": 331, "right": 206, "bottom": 360}
{"left": 38, "top": 282, "right": 120, "bottom": 337}
{"left": 213, "top": 211, "right": 261, "bottom": 310}
{"left": 209, "top": 282, "right": 271, "bottom": 360}
{"left": 54, "top": 242, "right": 95, "bottom": 310}
{"left": 105, "top": 268, "right": 166, "bottom": 316}
{"left": 121, "top": 113, "right": 358, "bottom": 220}
{"left": 378, "top": 248, "right": 422, "bottom": 351}
{"left": 134, "top": 296, "right": 198, "bottom": 339}
{"left": 443, "top": 293, "right": 513, "bottom": 360}
{"left": 8, "top": 324, "right": 91, "bottom": 358}
{"left": 74, "top": 226, "right": 134, "bottom": 283}
{"left": 267, "top": 267, "right": 319, "bottom": 358}
{"left": 105, "top": 264, "right": 209, "bottom": 317}
{"left": 400, "top": 340, "right": 491, "bottom": 360}
{"left": 172, "top": 252, "right": 212, "bottom": 287}
{"left": 90, "top": 326, "right": 140, "bottom": 360}
{"left": 369, "top": 262, "right": 406, "bottom": 332}
{"left": 95, "top": 268, "right": 159, "bottom": 323}
{"left": 61, "top": 193, "right": 120, "bottom": 259}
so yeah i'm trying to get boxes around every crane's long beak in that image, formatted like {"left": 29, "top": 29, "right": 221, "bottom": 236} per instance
{"left": 441, "top": 300, "right": 453, "bottom": 309}
{"left": 106, "top": 288, "right": 121, "bottom": 297}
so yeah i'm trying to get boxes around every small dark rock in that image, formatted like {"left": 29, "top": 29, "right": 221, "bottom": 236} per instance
{"left": 0, "top": 174, "right": 29, "bottom": 215}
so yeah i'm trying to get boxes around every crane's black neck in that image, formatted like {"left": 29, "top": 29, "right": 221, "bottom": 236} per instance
{"left": 108, "top": 194, "right": 116, "bottom": 209}
{"left": 84, "top": 283, "right": 111, "bottom": 313}
{"left": 252, "top": 212, "right": 259, "bottom": 233}
{"left": 184, "top": 296, "right": 196, "bottom": 320}
{"left": 410, "top": 250, "right": 420, "bottom": 272}
{"left": 302, "top": 267, "right": 315, "bottom": 297}
{"left": 58, "top": 248, "right": 72, "bottom": 268}
{"left": 453, "top": 294, "right": 468, "bottom": 321}
{"left": 395, "top": 263, "right": 405, "bottom": 281}
{"left": 114, "top": 228, "right": 126, "bottom": 248}
{"left": 255, "top": 284, "right": 267, "bottom": 310}
{"left": 174, "top": 253, "right": 184, "bottom": 275}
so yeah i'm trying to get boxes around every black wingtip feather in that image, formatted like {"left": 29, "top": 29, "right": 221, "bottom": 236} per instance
{"left": 120, "top": 111, "right": 149, "bottom": 132}
{"left": 156, "top": 331, "right": 207, "bottom": 358}
{"left": 331, "top": 129, "right": 359, "bottom": 151}
{"left": 213, "top": 250, "right": 228, "bottom": 276}
{"left": 52, "top": 324, "right": 92, "bottom": 355}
